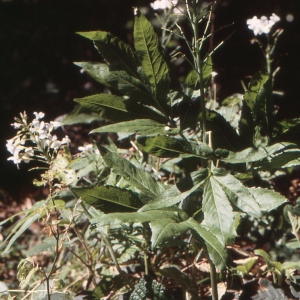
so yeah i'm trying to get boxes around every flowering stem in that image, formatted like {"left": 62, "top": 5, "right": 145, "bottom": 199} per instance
{"left": 191, "top": 0, "right": 207, "bottom": 143}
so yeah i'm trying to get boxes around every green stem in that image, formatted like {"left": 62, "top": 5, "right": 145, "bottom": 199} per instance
{"left": 191, "top": 0, "right": 207, "bottom": 143}
{"left": 209, "top": 259, "right": 218, "bottom": 300}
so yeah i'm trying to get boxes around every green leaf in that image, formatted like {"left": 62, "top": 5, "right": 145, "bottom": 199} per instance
{"left": 2, "top": 202, "right": 47, "bottom": 255}
{"left": 254, "top": 249, "right": 283, "bottom": 274}
{"left": 244, "top": 71, "right": 273, "bottom": 136}
{"left": 75, "top": 94, "right": 166, "bottom": 123}
{"left": 134, "top": 10, "right": 170, "bottom": 109}
{"left": 239, "top": 100, "right": 254, "bottom": 147}
{"left": 258, "top": 149, "right": 300, "bottom": 170}
{"left": 74, "top": 62, "right": 111, "bottom": 87}
{"left": 137, "top": 135, "right": 213, "bottom": 158}
{"left": 185, "top": 56, "right": 212, "bottom": 89}
{"left": 91, "top": 119, "right": 179, "bottom": 136}
{"left": 77, "top": 31, "right": 138, "bottom": 77}
{"left": 91, "top": 209, "right": 188, "bottom": 228}
{"left": 211, "top": 168, "right": 261, "bottom": 218}
{"left": 222, "top": 142, "right": 296, "bottom": 164}
{"left": 248, "top": 187, "right": 286, "bottom": 211}
{"left": 157, "top": 265, "right": 192, "bottom": 289}
{"left": 98, "top": 145, "right": 165, "bottom": 201}
{"left": 139, "top": 169, "right": 208, "bottom": 212}
{"left": 186, "top": 218, "right": 228, "bottom": 271}
{"left": 273, "top": 118, "right": 300, "bottom": 144}
{"left": 202, "top": 176, "right": 236, "bottom": 246}
{"left": 282, "top": 261, "right": 300, "bottom": 271}
{"left": 26, "top": 236, "right": 56, "bottom": 256}
{"left": 71, "top": 185, "right": 143, "bottom": 213}
{"left": 204, "top": 109, "right": 242, "bottom": 151}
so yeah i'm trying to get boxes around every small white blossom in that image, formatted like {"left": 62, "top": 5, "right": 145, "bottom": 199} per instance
{"left": 11, "top": 122, "right": 23, "bottom": 129}
{"left": 61, "top": 135, "right": 71, "bottom": 145}
{"left": 151, "top": 0, "right": 177, "bottom": 10}
{"left": 247, "top": 14, "right": 280, "bottom": 36}
{"left": 33, "top": 112, "right": 45, "bottom": 120}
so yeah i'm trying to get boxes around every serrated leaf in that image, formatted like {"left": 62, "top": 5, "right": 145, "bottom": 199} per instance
{"left": 139, "top": 169, "right": 208, "bottom": 212}
{"left": 211, "top": 168, "right": 261, "bottom": 218}
{"left": 157, "top": 265, "right": 192, "bottom": 289}
{"left": 77, "top": 31, "right": 138, "bottom": 77}
{"left": 244, "top": 71, "right": 273, "bottom": 136}
{"left": 258, "top": 149, "right": 300, "bottom": 170}
{"left": 273, "top": 118, "right": 300, "bottom": 144}
{"left": 74, "top": 62, "right": 111, "bottom": 87}
{"left": 248, "top": 187, "right": 286, "bottom": 211}
{"left": 202, "top": 176, "right": 236, "bottom": 246}
{"left": 137, "top": 135, "right": 213, "bottom": 158}
{"left": 91, "top": 209, "right": 188, "bottom": 228}
{"left": 2, "top": 205, "right": 47, "bottom": 255}
{"left": 91, "top": 119, "right": 179, "bottom": 136}
{"left": 134, "top": 10, "right": 170, "bottom": 110}
{"left": 75, "top": 94, "right": 166, "bottom": 123}
{"left": 185, "top": 56, "right": 212, "bottom": 89}
{"left": 71, "top": 185, "right": 143, "bottom": 213}
{"left": 186, "top": 218, "right": 228, "bottom": 271}
{"left": 204, "top": 109, "right": 242, "bottom": 151}
{"left": 222, "top": 142, "right": 296, "bottom": 164}
{"left": 26, "top": 236, "right": 56, "bottom": 256}
{"left": 98, "top": 145, "right": 165, "bottom": 201}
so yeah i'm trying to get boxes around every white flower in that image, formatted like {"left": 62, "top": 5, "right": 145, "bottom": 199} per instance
{"left": 11, "top": 122, "right": 22, "bottom": 129}
{"left": 21, "top": 147, "right": 34, "bottom": 163}
{"left": 61, "top": 135, "right": 71, "bottom": 145}
{"left": 270, "top": 13, "right": 280, "bottom": 25}
{"left": 50, "top": 135, "right": 61, "bottom": 149}
{"left": 33, "top": 112, "right": 45, "bottom": 120}
{"left": 151, "top": 0, "right": 177, "bottom": 10}
{"left": 247, "top": 14, "right": 280, "bottom": 35}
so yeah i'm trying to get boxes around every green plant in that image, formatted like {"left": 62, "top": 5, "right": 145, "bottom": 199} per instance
{"left": 3, "top": 1, "right": 300, "bottom": 299}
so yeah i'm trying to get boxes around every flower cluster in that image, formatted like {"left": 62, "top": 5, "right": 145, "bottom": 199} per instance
{"left": 150, "top": 0, "right": 178, "bottom": 10}
{"left": 247, "top": 13, "right": 280, "bottom": 36}
{"left": 6, "top": 111, "right": 70, "bottom": 166}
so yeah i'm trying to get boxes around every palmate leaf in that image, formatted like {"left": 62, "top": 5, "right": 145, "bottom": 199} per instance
{"left": 186, "top": 218, "right": 228, "bottom": 271}
{"left": 98, "top": 145, "right": 166, "bottom": 201}
{"left": 222, "top": 142, "right": 296, "bottom": 164}
{"left": 202, "top": 176, "right": 236, "bottom": 246}
{"left": 91, "top": 119, "right": 179, "bottom": 136}
{"left": 248, "top": 187, "right": 286, "bottom": 211}
{"left": 77, "top": 31, "right": 139, "bottom": 77}
{"left": 139, "top": 169, "right": 208, "bottom": 212}
{"left": 75, "top": 94, "right": 166, "bottom": 123}
{"left": 137, "top": 135, "right": 213, "bottom": 158}
{"left": 211, "top": 167, "right": 261, "bottom": 218}
{"left": 71, "top": 185, "right": 143, "bottom": 213}
{"left": 134, "top": 9, "right": 170, "bottom": 110}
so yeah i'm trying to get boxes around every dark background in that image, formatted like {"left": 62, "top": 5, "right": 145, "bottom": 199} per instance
{"left": 1, "top": 0, "right": 300, "bottom": 197}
